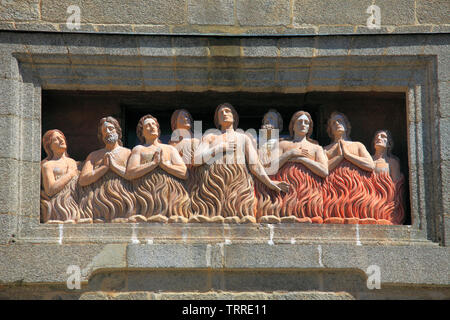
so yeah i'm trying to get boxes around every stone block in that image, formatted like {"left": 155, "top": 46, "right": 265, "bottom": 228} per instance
{"left": 0, "top": 53, "right": 20, "bottom": 80}
{"left": 237, "top": 0, "right": 290, "bottom": 26}
{"left": 439, "top": 118, "right": 450, "bottom": 161}
{"left": 384, "top": 35, "right": 427, "bottom": 56}
{"left": 279, "top": 37, "right": 315, "bottom": 57}
{"left": 416, "top": 0, "right": 450, "bottom": 24}
{"left": 41, "top": 0, "right": 187, "bottom": 25}
{"left": 17, "top": 161, "right": 40, "bottom": 218}
{"left": 173, "top": 38, "right": 209, "bottom": 56}
{"left": 138, "top": 36, "right": 173, "bottom": 57}
{"left": 208, "top": 38, "right": 241, "bottom": 57}
{"left": 127, "top": 243, "right": 222, "bottom": 269}
{"left": 0, "top": 80, "right": 21, "bottom": 117}
{"left": 0, "top": 158, "right": 19, "bottom": 213}
{"left": 223, "top": 244, "right": 322, "bottom": 269}
{"left": 133, "top": 25, "right": 171, "bottom": 34}
{"left": 350, "top": 36, "right": 389, "bottom": 56}
{"left": 444, "top": 215, "right": 450, "bottom": 247}
{"left": 278, "top": 68, "right": 309, "bottom": 81}
{"left": 0, "top": 213, "right": 17, "bottom": 244}
{"left": 316, "top": 36, "right": 352, "bottom": 56}
{"left": 0, "top": 115, "right": 20, "bottom": 160}
{"left": 438, "top": 81, "right": 450, "bottom": 118}
{"left": 373, "top": 0, "right": 415, "bottom": 25}
{"left": 242, "top": 38, "right": 278, "bottom": 57}
{"left": 188, "top": 0, "right": 234, "bottom": 25}
{"left": 0, "top": 0, "right": 40, "bottom": 21}
{"left": 294, "top": 0, "right": 372, "bottom": 25}
{"left": 142, "top": 68, "right": 174, "bottom": 80}
{"left": 0, "top": 244, "right": 127, "bottom": 283}
{"left": 176, "top": 68, "right": 209, "bottom": 80}
{"left": 321, "top": 245, "right": 450, "bottom": 285}
{"left": 15, "top": 22, "right": 60, "bottom": 32}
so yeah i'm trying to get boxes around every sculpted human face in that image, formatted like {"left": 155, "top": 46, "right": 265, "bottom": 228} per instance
{"left": 176, "top": 111, "right": 191, "bottom": 130}
{"left": 374, "top": 131, "right": 389, "bottom": 150}
{"left": 50, "top": 131, "right": 67, "bottom": 154}
{"left": 294, "top": 114, "right": 310, "bottom": 137}
{"left": 263, "top": 112, "right": 279, "bottom": 129}
{"left": 330, "top": 115, "right": 347, "bottom": 137}
{"left": 102, "top": 122, "right": 118, "bottom": 145}
{"left": 218, "top": 107, "right": 234, "bottom": 127}
{"left": 143, "top": 117, "right": 159, "bottom": 141}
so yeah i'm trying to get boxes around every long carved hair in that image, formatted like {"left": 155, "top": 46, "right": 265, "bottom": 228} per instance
{"left": 97, "top": 116, "right": 123, "bottom": 146}
{"left": 170, "top": 109, "right": 194, "bottom": 132}
{"left": 372, "top": 129, "right": 394, "bottom": 155}
{"left": 42, "top": 129, "right": 69, "bottom": 161}
{"left": 288, "top": 111, "right": 317, "bottom": 143}
{"left": 327, "top": 111, "right": 352, "bottom": 140}
{"left": 214, "top": 103, "right": 239, "bottom": 130}
{"left": 136, "top": 114, "right": 161, "bottom": 144}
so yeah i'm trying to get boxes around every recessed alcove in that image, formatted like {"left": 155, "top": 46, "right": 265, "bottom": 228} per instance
{"left": 42, "top": 89, "right": 411, "bottom": 225}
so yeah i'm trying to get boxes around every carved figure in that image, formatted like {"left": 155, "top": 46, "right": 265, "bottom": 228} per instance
{"left": 78, "top": 117, "right": 135, "bottom": 223}
{"left": 190, "top": 103, "right": 289, "bottom": 224}
{"left": 126, "top": 114, "right": 191, "bottom": 223}
{"left": 322, "top": 112, "right": 376, "bottom": 224}
{"left": 371, "top": 129, "right": 405, "bottom": 224}
{"left": 169, "top": 109, "right": 200, "bottom": 168}
{"left": 40, "top": 130, "right": 81, "bottom": 223}
{"left": 256, "top": 111, "right": 328, "bottom": 223}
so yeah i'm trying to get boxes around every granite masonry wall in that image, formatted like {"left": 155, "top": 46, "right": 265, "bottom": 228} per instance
{"left": 0, "top": 1, "right": 449, "bottom": 299}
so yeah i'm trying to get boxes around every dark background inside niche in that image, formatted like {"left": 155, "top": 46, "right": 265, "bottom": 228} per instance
{"left": 42, "top": 90, "right": 410, "bottom": 224}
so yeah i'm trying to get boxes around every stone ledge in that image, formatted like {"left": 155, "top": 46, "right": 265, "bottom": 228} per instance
{"left": 0, "top": 242, "right": 448, "bottom": 286}
{"left": 1, "top": 23, "right": 450, "bottom": 35}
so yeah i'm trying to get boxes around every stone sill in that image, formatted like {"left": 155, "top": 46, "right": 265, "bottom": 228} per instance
{"left": 1, "top": 23, "right": 450, "bottom": 36}
{"left": 17, "top": 223, "right": 432, "bottom": 246}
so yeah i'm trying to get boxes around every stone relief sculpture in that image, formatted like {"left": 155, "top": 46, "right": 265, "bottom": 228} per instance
{"left": 190, "top": 103, "right": 290, "bottom": 223}
{"left": 322, "top": 112, "right": 376, "bottom": 224}
{"left": 39, "top": 107, "right": 407, "bottom": 226}
{"left": 126, "top": 114, "right": 191, "bottom": 223}
{"left": 40, "top": 130, "right": 81, "bottom": 223}
{"left": 256, "top": 111, "right": 328, "bottom": 224}
{"left": 169, "top": 109, "right": 200, "bottom": 168}
{"left": 78, "top": 117, "right": 136, "bottom": 223}
{"left": 371, "top": 129, "right": 405, "bottom": 225}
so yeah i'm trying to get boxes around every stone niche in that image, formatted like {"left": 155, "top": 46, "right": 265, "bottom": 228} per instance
{"left": 42, "top": 90, "right": 411, "bottom": 225}
{"left": 1, "top": 32, "right": 448, "bottom": 299}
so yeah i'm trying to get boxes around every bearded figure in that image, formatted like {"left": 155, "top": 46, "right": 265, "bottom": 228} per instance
{"left": 78, "top": 117, "right": 136, "bottom": 223}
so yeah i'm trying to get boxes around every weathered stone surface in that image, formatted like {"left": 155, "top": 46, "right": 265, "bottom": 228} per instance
{"left": 188, "top": 0, "right": 234, "bottom": 25}
{"left": 237, "top": 0, "right": 290, "bottom": 26}
{"left": 322, "top": 245, "right": 450, "bottom": 285}
{"left": 417, "top": 0, "right": 450, "bottom": 25}
{"left": 173, "top": 37, "right": 209, "bottom": 56}
{"left": 242, "top": 38, "right": 278, "bottom": 57}
{"left": 0, "top": 0, "right": 39, "bottom": 21}
{"left": 0, "top": 213, "right": 17, "bottom": 244}
{"left": 0, "top": 115, "right": 20, "bottom": 160}
{"left": 374, "top": 0, "right": 415, "bottom": 25}
{"left": 294, "top": 0, "right": 372, "bottom": 25}
{"left": 138, "top": 36, "right": 173, "bottom": 57}
{"left": 0, "top": 80, "right": 21, "bottom": 117}
{"left": 438, "top": 81, "right": 450, "bottom": 118}
{"left": 279, "top": 37, "right": 315, "bottom": 57}
{"left": 127, "top": 244, "right": 223, "bottom": 269}
{"left": 0, "top": 244, "right": 127, "bottom": 283}
{"left": 41, "top": 0, "right": 187, "bottom": 25}
{"left": 0, "top": 157, "right": 19, "bottom": 214}
{"left": 440, "top": 118, "right": 450, "bottom": 161}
